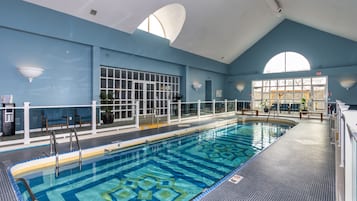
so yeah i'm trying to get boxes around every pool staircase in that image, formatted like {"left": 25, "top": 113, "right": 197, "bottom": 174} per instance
{"left": 50, "top": 128, "right": 82, "bottom": 177}
{"left": 16, "top": 177, "right": 38, "bottom": 201}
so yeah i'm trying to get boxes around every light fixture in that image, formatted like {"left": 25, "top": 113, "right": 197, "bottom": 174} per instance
{"left": 340, "top": 79, "right": 356, "bottom": 90}
{"left": 235, "top": 82, "right": 245, "bottom": 92}
{"left": 17, "top": 66, "right": 44, "bottom": 83}
{"left": 265, "top": 0, "right": 282, "bottom": 17}
{"left": 192, "top": 81, "right": 202, "bottom": 91}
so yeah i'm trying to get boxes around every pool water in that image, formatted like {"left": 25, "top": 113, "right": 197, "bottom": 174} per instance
{"left": 16, "top": 122, "right": 290, "bottom": 201}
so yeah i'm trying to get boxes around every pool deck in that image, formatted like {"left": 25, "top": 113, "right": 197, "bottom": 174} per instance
{"left": 0, "top": 116, "right": 334, "bottom": 201}
{"left": 201, "top": 119, "right": 335, "bottom": 201}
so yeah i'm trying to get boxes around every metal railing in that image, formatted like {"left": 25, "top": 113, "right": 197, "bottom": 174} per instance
{"left": 0, "top": 99, "right": 250, "bottom": 147}
{"left": 334, "top": 100, "right": 357, "bottom": 201}
{"left": 69, "top": 128, "right": 82, "bottom": 171}
{"left": 16, "top": 177, "right": 38, "bottom": 201}
{"left": 49, "top": 131, "right": 59, "bottom": 177}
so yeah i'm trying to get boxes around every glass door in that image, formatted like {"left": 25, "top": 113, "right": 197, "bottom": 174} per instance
{"left": 134, "top": 81, "right": 155, "bottom": 115}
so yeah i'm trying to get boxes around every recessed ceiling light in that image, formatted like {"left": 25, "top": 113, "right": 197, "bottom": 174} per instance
{"left": 90, "top": 9, "right": 97, "bottom": 16}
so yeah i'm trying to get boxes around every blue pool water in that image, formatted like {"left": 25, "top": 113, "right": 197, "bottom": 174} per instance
{"left": 16, "top": 122, "right": 291, "bottom": 201}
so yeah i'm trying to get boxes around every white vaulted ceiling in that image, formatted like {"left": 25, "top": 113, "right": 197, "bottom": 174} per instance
{"left": 24, "top": 0, "right": 357, "bottom": 64}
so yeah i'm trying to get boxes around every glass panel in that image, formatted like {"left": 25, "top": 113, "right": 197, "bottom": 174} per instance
{"left": 263, "top": 80, "right": 270, "bottom": 86}
{"left": 108, "top": 79, "right": 113, "bottom": 88}
{"left": 303, "top": 78, "right": 311, "bottom": 85}
{"left": 312, "top": 77, "right": 327, "bottom": 85}
{"left": 253, "top": 81, "right": 262, "bottom": 87}
{"left": 108, "top": 69, "right": 113, "bottom": 77}
{"left": 115, "top": 70, "right": 120, "bottom": 78}
{"left": 313, "top": 86, "right": 325, "bottom": 100}
{"left": 278, "top": 79, "right": 285, "bottom": 86}
{"left": 121, "top": 70, "right": 127, "bottom": 79}
{"left": 100, "top": 68, "right": 106, "bottom": 77}
{"left": 270, "top": 80, "right": 277, "bottom": 86}
{"left": 100, "top": 79, "right": 106, "bottom": 88}
{"left": 253, "top": 88, "right": 262, "bottom": 99}
{"left": 286, "top": 79, "right": 293, "bottom": 86}
{"left": 294, "top": 79, "right": 302, "bottom": 86}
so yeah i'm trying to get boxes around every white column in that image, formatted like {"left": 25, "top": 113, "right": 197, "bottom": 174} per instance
{"left": 167, "top": 100, "right": 171, "bottom": 124}
{"left": 225, "top": 99, "right": 228, "bottom": 113}
{"left": 92, "top": 100, "right": 97, "bottom": 135}
{"left": 135, "top": 101, "right": 140, "bottom": 128}
{"left": 178, "top": 100, "right": 182, "bottom": 122}
{"left": 198, "top": 100, "right": 201, "bottom": 119}
{"left": 212, "top": 99, "right": 216, "bottom": 116}
{"left": 24, "top": 102, "right": 30, "bottom": 144}
{"left": 234, "top": 99, "right": 238, "bottom": 112}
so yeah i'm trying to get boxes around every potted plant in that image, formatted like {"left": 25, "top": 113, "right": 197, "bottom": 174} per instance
{"left": 261, "top": 99, "right": 269, "bottom": 113}
{"left": 100, "top": 91, "right": 114, "bottom": 124}
{"left": 300, "top": 97, "right": 308, "bottom": 113}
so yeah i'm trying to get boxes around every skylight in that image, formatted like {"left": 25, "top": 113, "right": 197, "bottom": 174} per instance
{"left": 137, "top": 3, "right": 185, "bottom": 43}
{"left": 138, "top": 14, "right": 166, "bottom": 38}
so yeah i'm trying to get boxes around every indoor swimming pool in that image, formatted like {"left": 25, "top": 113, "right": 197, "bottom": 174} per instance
{"left": 14, "top": 122, "right": 291, "bottom": 201}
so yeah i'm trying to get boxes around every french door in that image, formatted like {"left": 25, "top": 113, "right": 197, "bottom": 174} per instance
{"left": 134, "top": 81, "right": 155, "bottom": 115}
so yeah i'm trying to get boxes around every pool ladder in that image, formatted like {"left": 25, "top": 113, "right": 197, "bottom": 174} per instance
{"left": 50, "top": 128, "right": 82, "bottom": 177}
{"left": 16, "top": 177, "right": 38, "bottom": 201}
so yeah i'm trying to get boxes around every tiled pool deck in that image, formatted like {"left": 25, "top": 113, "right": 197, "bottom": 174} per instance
{"left": 0, "top": 116, "right": 334, "bottom": 201}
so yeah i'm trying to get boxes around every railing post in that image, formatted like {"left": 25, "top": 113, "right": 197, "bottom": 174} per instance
{"left": 167, "top": 100, "right": 171, "bottom": 124}
{"left": 225, "top": 99, "right": 228, "bottom": 113}
{"left": 92, "top": 100, "right": 97, "bottom": 135}
{"left": 213, "top": 99, "right": 216, "bottom": 116}
{"left": 198, "top": 100, "right": 201, "bottom": 119}
{"left": 178, "top": 100, "right": 181, "bottom": 122}
{"left": 234, "top": 99, "right": 237, "bottom": 112}
{"left": 24, "top": 102, "right": 30, "bottom": 145}
{"left": 135, "top": 101, "right": 140, "bottom": 128}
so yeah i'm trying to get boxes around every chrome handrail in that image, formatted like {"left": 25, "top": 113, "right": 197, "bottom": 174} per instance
{"left": 50, "top": 131, "right": 59, "bottom": 177}
{"left": 16, "top": 178, "right": 38, "bottom": 201}
{"left": 70, "top": 128, "right": 82, "bottom": 171}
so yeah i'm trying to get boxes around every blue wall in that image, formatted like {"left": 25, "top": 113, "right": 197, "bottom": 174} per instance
{"left": 186, "top": 67, "right": 225, "bottom": 102}
{"left": 227, "top": 20, "right": 357, "bottom": 104}
{"left": 0, "top": 27, "right": 92, "bottom": 105}
{"left": 0, "top": 0, "right": 227, "bottom": 106}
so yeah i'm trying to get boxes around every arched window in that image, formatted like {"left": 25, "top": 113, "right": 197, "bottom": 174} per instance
{"left": 264, "top": 52, "right": 310, "bottom": 74}
{"left": 137, "top": 3, "right": 185, "bottom": 43}
{"left": 138, "top": 14, "right": 166, "bottom": 38}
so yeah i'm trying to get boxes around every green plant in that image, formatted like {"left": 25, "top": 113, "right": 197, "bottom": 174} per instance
{"left": 261, "top": 99, "right": 268, "bottom": 108}
{"left": 301, "top": 97, "right": 307, "bottom": 111}
{"left": 100, "top": 91, "right": 114, "bottom": 124}
{"left": 100, "top": 91, "right": 114, "bottom": 112}
{"left": 261, "top": 99, "right": 269, "bottom": 112}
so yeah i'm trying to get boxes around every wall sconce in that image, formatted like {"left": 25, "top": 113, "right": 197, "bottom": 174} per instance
{"left": 192, "top": 81, "right": 202, "bottom": 91}
{"left": 17, "top": 66, "right": 44, "bottom": 83}
{"left": 340, "top": 79, "right": 356, "bottom": 90}
{"left": 235, "top": 82, "right": 245, "bottom": 92}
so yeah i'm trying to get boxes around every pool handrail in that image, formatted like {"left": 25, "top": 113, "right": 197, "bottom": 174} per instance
{"left": 16, "top": 177, "right": 38, "bottom": 201}
{"left": 70, "top": 128, "right": 82, "bottom": 171}
{"left": 50, "top": 131, "right": 59, "bottom": 177}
